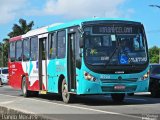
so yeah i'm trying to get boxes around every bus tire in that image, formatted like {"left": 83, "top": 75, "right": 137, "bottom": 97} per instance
{"left": 61, "top": 79, "right": 74, "bottom": 103}
{"left": 22, "top": 77, "right": 31, "bottom": 97}
{"left": 127, "top": 93, "right": 134, "bottom": 96}
{"left": 111, "top": 93, "right": 125, "bottom": 103}
{"left": 150, "top": 79, "right": 160, "bottom": 98}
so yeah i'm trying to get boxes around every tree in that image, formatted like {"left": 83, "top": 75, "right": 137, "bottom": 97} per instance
{"left": 0, "top": 38, "right": 9, "bottom": 67}
{"left": 149, "top": 46, "right": 160, "bottom": 63}
{"left": 0, "top": 18, "right": 34, "bottom": 67}
{"left": 8, "top": 18, "right": 34, "bottom": 38}
{"left": 148, "top": 5, "right": 160, "bottom": 63}
{"left": 3, "top": 39, "right": 9, "bottom": 67}
{"left": 0, "top": 43, "right": 3, "bottom": 67}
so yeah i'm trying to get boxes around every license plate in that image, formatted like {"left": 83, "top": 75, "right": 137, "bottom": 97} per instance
{"left": 114, "top": 85, "right": 125, "bottom": 90}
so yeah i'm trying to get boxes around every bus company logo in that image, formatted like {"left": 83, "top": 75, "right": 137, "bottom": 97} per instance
{"left": 100, "top": 75, "right": 110, "bottom": 79}
{"left": 118, "top": 76, "right": 122, "bottom": 80}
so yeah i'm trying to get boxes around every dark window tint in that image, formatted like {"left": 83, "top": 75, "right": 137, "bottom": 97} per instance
{"left": 16, "top": 41, "right": 22, "bottom": 61}
{"left": 49, "top": 33, "right": 56, "bottom": 59}
{"left": 75, "top": 33, "right": 82, "bottom": 69}
{"left": 151, "top": 65, "right": 160, "bottom": 74}
{"left": 2, "top": 69, "right": 8, "bottom": 74}
{"left": 10, "top": 42, "right": 15, "bottom": 62}
{"left": 57, "top": 31, "right": 66, "bottom": 58}
{"left": 23, "top": 38, "right": 30, "bottom": 61}
{"left": 42, "top": 39, "right": 46, "bottom": 60}
{"left": 31, "top": 37, "right": 38, "bottom": 61}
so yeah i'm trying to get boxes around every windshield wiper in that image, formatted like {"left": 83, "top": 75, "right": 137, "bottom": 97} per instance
{"left": 105, "top": 46, "right": 134, "bottom": 66}
{"left": 105, "top": 46, "right": 120, "bottom": 65}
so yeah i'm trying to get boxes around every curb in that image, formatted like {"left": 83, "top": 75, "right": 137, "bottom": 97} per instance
{"left": 0, "top": 106, "right": 49, "bottom": 120}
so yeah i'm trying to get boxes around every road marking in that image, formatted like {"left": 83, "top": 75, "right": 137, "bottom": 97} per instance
{"left": 31, "top": 98, "right": 141, "bottom": 119}
{"left": 0, "top": 98, "right": 28, "bottom": 105}
{"left": 0, "top": 94, "right": 20, "bottom": 98}
{"left": 0, "top": 100, "right": 15, "bottom": 105}
{"left": 0, "top": 94, "right": 141, "bottom": 119}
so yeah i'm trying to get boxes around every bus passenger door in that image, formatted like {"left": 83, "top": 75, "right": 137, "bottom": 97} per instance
{"left": 68, "top": 33, "right": 76, "bottom": 91}
{"left": 39, "top": 37, "right": 47, "bottom": 91}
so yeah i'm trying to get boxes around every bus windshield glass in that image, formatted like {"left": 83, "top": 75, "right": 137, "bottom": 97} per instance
{"left": 83, "top": 25, "right": 147, "bottom": 66}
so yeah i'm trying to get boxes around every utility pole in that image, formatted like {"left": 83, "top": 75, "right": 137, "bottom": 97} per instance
{"left": 149, "top": 4, "right": 160, "bottom": 63}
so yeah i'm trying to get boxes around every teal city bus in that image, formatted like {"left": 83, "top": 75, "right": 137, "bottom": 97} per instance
{"left": 9, "top": 18, "right": 149, "bottom": 103}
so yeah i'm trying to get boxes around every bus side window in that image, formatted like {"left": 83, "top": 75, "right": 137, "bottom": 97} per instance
{"left": 133, "top": 37, "right": 138, "bottom": 50}
{"left": 10, "top": 42, "right": 16, "bottom": 62}
{"left": 133, "top": 34, "right": 145, "bottom": 51}
{"left": 75, "top": 32, "right": 82, "bottom": 69}
{"left": 49, "top": 33, "right": 56, "bottom": 59}
{"left": 16, "top": 40, "right": 22, "bottom": 61}
{"left": 103, "top": 35, "right": 112, "bottom": 47}
{"left": 30, "top": 37, "right": 38, "bottom": 61}
{"left": 23, "top": 38, "right": 30, "bottom": 61}
{"left": 57, "top": 30, "right": 66, "bottom": 59}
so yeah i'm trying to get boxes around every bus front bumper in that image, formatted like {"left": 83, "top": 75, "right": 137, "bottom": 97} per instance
{"left": 77, "top": 79, "right": 149, "bottom": 95}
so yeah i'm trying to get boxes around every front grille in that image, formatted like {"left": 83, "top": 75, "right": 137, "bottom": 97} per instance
{"left": 101, "top": 78, "right": 138, "bottom": 84}
{"left": 101, "top": 85, "right": 137, "bottom": 92}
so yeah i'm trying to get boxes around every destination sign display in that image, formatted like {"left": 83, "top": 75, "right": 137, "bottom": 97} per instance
{"left": 92, "top": 25, "right": 139, "bottom": 34}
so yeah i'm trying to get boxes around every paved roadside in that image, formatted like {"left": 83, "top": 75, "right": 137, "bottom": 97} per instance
{"left": 0, "top": 86, "right": 160, "bottom": 120}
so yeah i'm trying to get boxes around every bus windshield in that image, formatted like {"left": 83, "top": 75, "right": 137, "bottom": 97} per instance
{"left": 84, "top": 25, "right": 147, "bottom": 66}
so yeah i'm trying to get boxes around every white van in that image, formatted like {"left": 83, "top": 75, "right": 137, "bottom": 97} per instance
{"left": 0, "top": 67, "right": 9, "bottom": 85}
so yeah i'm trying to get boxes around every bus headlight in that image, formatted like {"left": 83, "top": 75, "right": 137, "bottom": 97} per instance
{"left": 84, "top": 71, "right": 97, "bottom": 82}
{"left": 141, "top": 70, "right": 149, "bottom": 80}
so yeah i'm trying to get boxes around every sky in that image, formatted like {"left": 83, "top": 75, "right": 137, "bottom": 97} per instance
{"left": 0, "top": 0, "right": 160, "bottom": 48}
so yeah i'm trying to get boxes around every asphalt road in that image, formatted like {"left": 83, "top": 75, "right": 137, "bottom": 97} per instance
{"left": 0, "top": 85, "right": 160, "bottom": 120}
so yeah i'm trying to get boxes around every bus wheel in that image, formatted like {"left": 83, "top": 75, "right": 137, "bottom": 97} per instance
{"left": 111, "top": 93, "right": 125, "bottom": 103}
{"left": 61, "top": 79, "right": 73, "bottom": 103}
{"left": 127, "top": 93, "right": 134, "bottom": 96}
{"left": 150, "top": 80, "right": 160, "bottom": 98}
{"left": 22, "top": 77, "right": 31, "bottom": 97}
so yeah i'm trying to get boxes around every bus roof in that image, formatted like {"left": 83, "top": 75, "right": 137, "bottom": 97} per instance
{"left": 47, "top": 18, "right": 141, "bottom": 32}
{"left": 9, "top": 18, "right": 141, "bottom": 42}
{"left": 9, "top": 35, "right": 22, "bottom": 42}
{"left": 22, "top": 23, "right": 63, "bottom": 38}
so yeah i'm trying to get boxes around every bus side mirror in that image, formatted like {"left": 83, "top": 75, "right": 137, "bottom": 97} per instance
{"left": 79, "top": 37, "right": 83, "bottom": 48}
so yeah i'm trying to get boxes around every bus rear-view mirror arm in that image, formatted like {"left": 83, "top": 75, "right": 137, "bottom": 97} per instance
{"left": 78, "top": 27, "right": 84, "bottom": 48}
{"left": 79, "top": 37, "right": 84, "bottom": 48}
